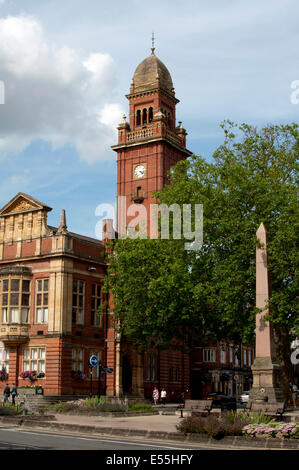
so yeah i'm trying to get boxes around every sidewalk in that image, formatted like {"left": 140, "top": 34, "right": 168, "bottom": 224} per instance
{"left": 1, "top": 407, "right": 299, "bottom": 449}
{"left": 52, "top": 411, "right": 180, "bottom": 433}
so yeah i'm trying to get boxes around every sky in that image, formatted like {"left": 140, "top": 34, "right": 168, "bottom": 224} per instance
{"left": 0, "top": 0, "right": 298, "bottom": 239}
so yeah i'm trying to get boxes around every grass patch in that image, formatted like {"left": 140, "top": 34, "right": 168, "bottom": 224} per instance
{"left": 128, "top": 403, "right": 155, "bottom": 412}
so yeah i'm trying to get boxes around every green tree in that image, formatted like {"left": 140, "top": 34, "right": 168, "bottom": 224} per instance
{"left": 106, "top": 122, "right": 299, "bottom": 375}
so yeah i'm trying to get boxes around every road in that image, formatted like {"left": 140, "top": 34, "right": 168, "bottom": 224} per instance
{"left": 0, "top": 426, "right": 219, "bottom": 450}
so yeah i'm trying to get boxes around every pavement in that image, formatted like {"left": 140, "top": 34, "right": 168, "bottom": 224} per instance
{"left": 51, "top": 409, "right": 180, "bottom": 433}
{"left": 1, "top": 404, "right": 299, "bottom": 449}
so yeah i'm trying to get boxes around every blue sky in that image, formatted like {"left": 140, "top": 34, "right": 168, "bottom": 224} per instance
{"left": 0, "top": 0, "right": 298, "bottom": 238}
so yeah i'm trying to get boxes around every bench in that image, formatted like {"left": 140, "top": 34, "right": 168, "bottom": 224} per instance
{"left": 177, "top": 400, "right": 213, "bottom": 418}
{"left": 247, "top": 401, "right": 286, "bottom": 420}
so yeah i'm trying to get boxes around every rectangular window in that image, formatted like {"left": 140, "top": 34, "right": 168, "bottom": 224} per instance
{"left": 91, "top": 284, "right": 102, "bottom": 326}
{"left": 2, "top": 308, "right": 8, "bottom": 324}
{"left": 23, "top": 347, "right": 45, "bottom": 373}
{"left": 11, "top": 308, "right": 19, "bottom": 323}
{"left": 35, "top": 279, "right": 49, "bottom": 323}
{"left": 72, "top": 280, "right": 85, "bottom": 325}
{"left": 243, "top": 349, "right": 247, "bottom": 366}
{"left": 145, "top": 354, "right": 156, "bottom": 382}
{"left": 229, "top": 346, "right": 234, "bottom": 364}
{"left": 220, "top": 344, "right": 226, "bottom": 364}
{"left": 0, "top": 278, "right": 31, "bottom": 324}
{"left": 0, "top": 348, "right": 9, "bottom": 373}
{"left": 72, "top": 348, "right": 84, "bottom": 372}
{"left": 203, "top": 348, "right": 216, "bottom": 363}
{"left": 248, "top": 350, "right": 252, "bottom": 366}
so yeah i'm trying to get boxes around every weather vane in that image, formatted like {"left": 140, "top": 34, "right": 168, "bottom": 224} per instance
{"left": 151, "top": 32, "right": 155, "bottom": 55}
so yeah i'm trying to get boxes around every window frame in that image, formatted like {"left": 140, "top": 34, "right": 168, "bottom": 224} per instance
{"left": 91, "top": 283, "right": 102, "bottom": 327}
{"left": 23, "top": 346, "right": 46, "bottom": 374}
{"left": 35, "top": 278, "right": 49, "bottom": 324}
{"left": 203, "top": 348, "right": 216, "bottom": 363}
{"left": 0, "top": 276, "right": 31, "bottom": 325}
{"left": 72, "top": 280, "right": 85, "bottom": 325}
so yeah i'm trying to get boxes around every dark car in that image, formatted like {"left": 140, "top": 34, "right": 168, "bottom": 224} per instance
{"left": 207, "top": 393, "right": 237, "bottom": 410}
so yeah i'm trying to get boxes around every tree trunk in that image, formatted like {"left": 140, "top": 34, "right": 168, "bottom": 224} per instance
{"left": 275, "top": 327, "right": 293, "bottom": 404}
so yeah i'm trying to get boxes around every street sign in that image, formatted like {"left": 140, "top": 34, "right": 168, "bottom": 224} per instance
{"left": 102, "top": 367, "right": 113, "bottom": 374}
{"left": 89, "top": 355, "right": 99, "bottom": 367}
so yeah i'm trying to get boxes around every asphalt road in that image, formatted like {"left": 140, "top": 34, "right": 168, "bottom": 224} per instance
{"left": 0, "top": 427, "right": 218, "bottom": 451}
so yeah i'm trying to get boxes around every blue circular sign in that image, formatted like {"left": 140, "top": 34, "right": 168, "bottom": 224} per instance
{"left": 89, "top": 355, "right": 99, "bottom": 367}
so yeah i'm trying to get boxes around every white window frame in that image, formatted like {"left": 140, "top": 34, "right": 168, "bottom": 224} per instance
{"left": 203, "top": 348, "right": 216, "bottom": 363}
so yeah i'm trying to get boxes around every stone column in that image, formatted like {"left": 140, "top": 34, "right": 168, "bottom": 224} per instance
{"left": 249, "top": 223, "right": 285, "bottom": 407}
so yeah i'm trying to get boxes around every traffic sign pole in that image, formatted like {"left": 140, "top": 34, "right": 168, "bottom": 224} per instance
{"left": 89, "top": 366, "right": 93, "bottom": 398}
{"left": 98, "top": 361, "right": 102, "bottom": 398}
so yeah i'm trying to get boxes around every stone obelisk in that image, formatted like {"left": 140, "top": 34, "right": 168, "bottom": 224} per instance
{"left": 249, "top": 223, "right": 285, "bottom": 408}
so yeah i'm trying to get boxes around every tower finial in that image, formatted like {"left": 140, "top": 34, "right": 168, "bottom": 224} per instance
{"left": 151, "top": 32, "right": 155, "bottom": 55}
{"left": 57, "top": 209, "right": 68, "bottom": 234}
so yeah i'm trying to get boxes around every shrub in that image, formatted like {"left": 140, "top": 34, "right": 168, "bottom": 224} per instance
{"left": 177, "top": 411, "right": 254, "bottom": 439}
{"left": 0, "top": 403, "right": 22, "bottom": 416}
{"left": 128, "top": 402, "right": 155, "bottom": 412}
{"left": 82, "top": 396, "right": 107, "bottom": 408}
{"left": 238, "top": 410, "right": 276, "bottom": 425}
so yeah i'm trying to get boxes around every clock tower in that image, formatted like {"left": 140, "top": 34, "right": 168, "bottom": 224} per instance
{"left": 112, "top": 46, "right": 192, "bottom": 236}
{"left": 107, "top": 47, "right": 192, "bottom": 398}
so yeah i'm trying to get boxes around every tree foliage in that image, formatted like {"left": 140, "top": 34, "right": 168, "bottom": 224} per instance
{"left": 106, "top": 122, "right": 299, "bottom": 358}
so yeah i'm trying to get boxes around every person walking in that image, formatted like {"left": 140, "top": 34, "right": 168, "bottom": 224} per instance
{"left": 152, "top": 387, "right": 159, "bottom": 405}
{"left": 161, "top": 388, "right": 167, "bottom": 405}
{"left": 3, "top": 384, "right": 10, "bottom": 404}
{"left": 11, "top": 384, "right": 17, "bottom": 405}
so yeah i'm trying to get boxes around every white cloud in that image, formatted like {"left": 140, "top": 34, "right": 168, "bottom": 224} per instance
{"left": 0, "top": 15, "right": 125, "bottom": 163}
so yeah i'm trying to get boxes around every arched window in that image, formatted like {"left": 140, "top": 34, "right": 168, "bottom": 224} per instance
{"left": 142, "top": 108, "right": 147, "bottom": 125}
{"left": 149, "top": 107, "right": 153, "bottom": 123}
{"left": 136, "top": 109, "right": 141, "bottom": 126}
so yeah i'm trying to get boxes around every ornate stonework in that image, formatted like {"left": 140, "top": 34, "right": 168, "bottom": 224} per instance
{"left": 3, "top": 198, "right": 37, "bottom": 215}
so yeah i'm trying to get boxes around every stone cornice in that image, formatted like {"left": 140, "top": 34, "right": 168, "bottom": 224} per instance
{"left": 112, "top": 135, "right": 192, "bottom": 157}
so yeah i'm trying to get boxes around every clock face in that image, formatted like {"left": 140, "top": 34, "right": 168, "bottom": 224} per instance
{"left": 134, "top": 164, "right": 146, "bottom": 179}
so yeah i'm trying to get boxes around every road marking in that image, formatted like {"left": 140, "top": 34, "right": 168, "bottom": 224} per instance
{"left": 0, "top": 428, "right": 192, "bottom": 449}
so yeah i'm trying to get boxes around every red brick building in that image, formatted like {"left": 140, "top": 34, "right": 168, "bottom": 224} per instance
{"left": 0, "top": 49, "right": 253, "bottom": 401}
{"left": 0, "top": 194, "right": 107, "bottom": 395}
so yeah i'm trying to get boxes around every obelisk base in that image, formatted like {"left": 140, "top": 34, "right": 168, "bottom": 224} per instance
{"left": 249, "top": 357, "right": 285, "bottom": 409}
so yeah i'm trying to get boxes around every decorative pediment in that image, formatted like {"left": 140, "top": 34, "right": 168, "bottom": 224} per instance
{"left": 0, "top": 193, "right": 52, "bottom": 217}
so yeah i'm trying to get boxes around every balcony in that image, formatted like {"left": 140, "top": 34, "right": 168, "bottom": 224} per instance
{"left": 0, "top": 324, "right": 29, "bottom": 345}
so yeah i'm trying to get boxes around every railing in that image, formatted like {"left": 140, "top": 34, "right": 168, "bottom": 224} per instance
{"left": 125, "top": 127, "right": 183, "bottom": 147}
{"left": 127, "top": 128, "right": 154, "bottom": 142}
{"left": 0, "top": 324, "right": 29, "bottom": 339}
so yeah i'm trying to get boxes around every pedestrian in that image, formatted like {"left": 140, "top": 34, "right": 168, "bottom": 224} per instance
{"left": 3, "top": 384, "right": 10, "bottom": 404}
{"left": 161, "top": 388, "right": 167, "bottom": 405}
{"left": 289, "top": 382, "right": 297, "bottom": 409}
{"left": 152, "top": 386, "right": 159, "bottom": 405}
{"left": 11, "top": 383, "right": 17, "bottom": 405}
{"left": 180, "top": 390, "right": 185, "bottom": 405}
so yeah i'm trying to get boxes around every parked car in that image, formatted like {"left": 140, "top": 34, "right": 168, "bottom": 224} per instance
{"left": 206, "top": 393, "right": 237, "bottom": 410}
{"left": 239, "top": 391, "right": 250, "bottom": 404}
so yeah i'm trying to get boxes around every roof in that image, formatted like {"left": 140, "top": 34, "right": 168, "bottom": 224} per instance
{"left": 0, "top": 192, "right": 52, "bottom": 217}
{"left": 49, "top": 226, "right": 104, "bottom": 246}
{"left": 132, "top": 53, "right": 174, "bottom": 95}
